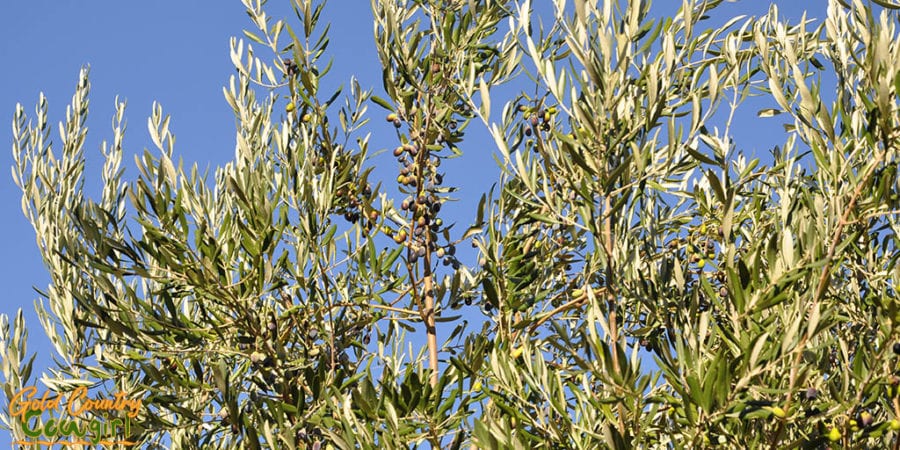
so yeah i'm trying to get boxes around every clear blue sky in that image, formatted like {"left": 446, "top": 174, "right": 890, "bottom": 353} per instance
{"left": 0, "top": 0, "right": 817, "bottom": 445}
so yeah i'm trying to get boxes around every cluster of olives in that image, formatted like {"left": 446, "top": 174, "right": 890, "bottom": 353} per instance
{"left": 664, "top": 220, "right": 730, "bottom": 307}
{"left": 283, "top": 58, "right": 299, "bottom": 78}
{"left": 518, "top": 104, "right": 558, "bottom": 137}
{"left": 384, "top": 112, "right": 462, "bottom": 269}
{"left": 667, "top": 222, "right": 721, "bottom": 268}
{"left": 386, "top": 112, "right": 402, "bottom": 129}
{"left": 447, "top": 292, "right": 493, "bottom": 312}
{"left": 389, "top": 191, "right": 458, "bottom": 267}
{"left": 392, "top": 143, "right": 432, "bottom": 186}
{"left": 334, "top": 182, "right": 377, "bottom": 228}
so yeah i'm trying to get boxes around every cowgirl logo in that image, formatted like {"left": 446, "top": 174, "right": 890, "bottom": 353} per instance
{"left": 8, "top": 385, "right": 142, "bottom": 447}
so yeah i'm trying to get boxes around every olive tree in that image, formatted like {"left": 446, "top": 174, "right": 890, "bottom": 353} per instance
{"left": 3, "top": 0, "right": 900, "bottom": 448}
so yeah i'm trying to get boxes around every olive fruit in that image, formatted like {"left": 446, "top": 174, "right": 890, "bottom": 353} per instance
{"left": 768, "top": 406, "right": 786, "bottom": 419}
{"left": 860, "top": 411, "right": 873, "bottom": 427}
{"left": 804, "top": 387, "right": 818, "bottom": 401}
{"left": 250, "top": 351, "right": 266, "bottom": 364}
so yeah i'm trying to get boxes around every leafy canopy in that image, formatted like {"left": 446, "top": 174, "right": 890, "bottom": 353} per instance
{"left": 3, "top": 0, "right": 900, "bottom": 448}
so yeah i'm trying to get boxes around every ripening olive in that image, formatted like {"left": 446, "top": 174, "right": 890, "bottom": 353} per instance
{"left": 860, "top": 411, "right": 873, "bottom": 427}
{"left": 804, "top": 387, "right": 818, "bottom": 401}
{"left": 250, "top": 351, "right": 266, "bottom": 364}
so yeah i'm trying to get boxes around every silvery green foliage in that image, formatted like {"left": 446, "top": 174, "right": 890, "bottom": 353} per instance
{"left": 2, "top": 0, "right": 900, "bottom": 448}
